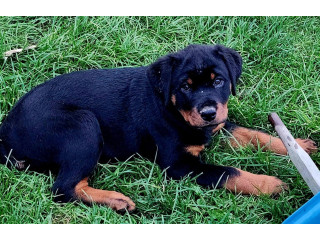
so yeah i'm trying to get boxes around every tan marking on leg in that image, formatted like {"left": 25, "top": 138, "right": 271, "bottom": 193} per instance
{"left": 230, "top": 127, "right": 288, "bottom": 154}
{"left": 225, "top": 169, "right": 286, "bottom": 195}
{"left": 210, "top": 73, "right": 215, "bottom": 80}
{"left": 171, "top": 95, "right": 176, "bottom": 105}
{"left": 229, "top": 127, "right": 318, "bottom": 155}
{"left": 185, "top": 145, "right": 205, "bottom": 157}
{"left": 187, "top": 78, "right": 193, "bottom": 85}
{"left": 212, "top": 122, "right": 225, "bottom": 134}
{"left": 229, "top": 127, "right": 262, "bottom": 149}
{"left": 74, "top": 178, "right": 136, "bottom": 211}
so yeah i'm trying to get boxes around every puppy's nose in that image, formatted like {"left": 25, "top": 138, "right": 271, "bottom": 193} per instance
{"left": 200, "top": 106, "right": 216, "bottom": 122}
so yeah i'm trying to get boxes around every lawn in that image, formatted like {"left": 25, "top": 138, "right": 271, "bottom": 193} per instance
{"left": 0, "top": 16, "right": 319, "bottom": 224}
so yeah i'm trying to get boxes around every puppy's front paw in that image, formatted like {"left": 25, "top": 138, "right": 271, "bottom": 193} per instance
{"left": 258, "top": 175, "right": 287, "bottom": 195}
{"left": 295, "top": 138, "right": 318, "bottom": 154}
{"left": 106, "top": 191, "right": 136, "bottom": 212}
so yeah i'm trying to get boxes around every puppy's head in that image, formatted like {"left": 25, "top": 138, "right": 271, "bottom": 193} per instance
{"left": 147, "top": 44, "right": 242, "bottom": 128}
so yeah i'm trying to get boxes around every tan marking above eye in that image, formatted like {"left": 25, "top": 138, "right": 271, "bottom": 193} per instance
{"left": 210, "top": 73, "right": 215, "bottom": 80}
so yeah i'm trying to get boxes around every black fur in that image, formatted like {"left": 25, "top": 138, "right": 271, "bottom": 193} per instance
{"left": 0, "top": 44, "right": 242, "bottom": 203}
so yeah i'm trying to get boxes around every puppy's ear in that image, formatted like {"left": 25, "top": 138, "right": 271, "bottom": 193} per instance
{"left": 147, "top": 54, "right": 176, "bottom": 105}
{"left": 216, "top": 45, "right": 242, "bottom": 96}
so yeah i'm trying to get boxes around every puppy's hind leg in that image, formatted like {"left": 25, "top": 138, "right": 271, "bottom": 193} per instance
{"left": 51, "top": 110, "right": 135, "bottom": 212}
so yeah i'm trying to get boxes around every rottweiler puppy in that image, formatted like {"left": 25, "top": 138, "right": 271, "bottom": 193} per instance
{"left": 0, "top": 44, "right": 317, "bottom": 211}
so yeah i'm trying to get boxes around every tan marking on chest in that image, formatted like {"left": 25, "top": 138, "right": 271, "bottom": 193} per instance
{"left": 212, "top": 122, "right": 225, "bottom": 134}
{"left": 185, "top": 145, "right": 205, "bottom": 157}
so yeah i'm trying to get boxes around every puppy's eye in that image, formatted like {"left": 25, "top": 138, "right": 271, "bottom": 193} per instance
{"left": 212, "top": 78, "right": 224, "bottom": 88}
{"left": 181, "top": 83, "right": 191, "bottom": 91}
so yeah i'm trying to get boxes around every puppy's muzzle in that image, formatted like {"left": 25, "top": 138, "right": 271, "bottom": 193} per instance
{"left": 199, "top": 106, "right": 216, "bottom": 122}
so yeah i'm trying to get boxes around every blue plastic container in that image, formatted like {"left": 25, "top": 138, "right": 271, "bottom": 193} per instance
{"left": 283, "top": 192, "right": 320, "bottom": 224}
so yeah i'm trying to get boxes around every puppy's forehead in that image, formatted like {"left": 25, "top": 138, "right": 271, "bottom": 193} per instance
{"left": 178, "top": 49, "right": 224, "bottom": 74}
{"left": 188, "top": 68, "right": 212, "bottom": 79}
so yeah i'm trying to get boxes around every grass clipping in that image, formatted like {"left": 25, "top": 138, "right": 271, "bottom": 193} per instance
{"left": 4, "top": 45, "right": 37, "bottom": 59}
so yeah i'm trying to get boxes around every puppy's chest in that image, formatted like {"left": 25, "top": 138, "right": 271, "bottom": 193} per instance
{"left": 179, "top": 128, "right": 211, "bottom": 146}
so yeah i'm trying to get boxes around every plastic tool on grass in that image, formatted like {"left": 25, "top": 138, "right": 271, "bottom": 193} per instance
{"left": 268, "top": 112, "right": 320, "bottom": 224}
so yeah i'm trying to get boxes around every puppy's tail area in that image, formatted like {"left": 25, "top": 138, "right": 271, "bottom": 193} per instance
{"left": 0, "top": 140, "right": 26, "bottom": 170}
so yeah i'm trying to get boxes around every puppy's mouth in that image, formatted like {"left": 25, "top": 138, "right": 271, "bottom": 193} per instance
{"left": 178, "top": 109, "right": 227, "bottom": 128}
{"left": 196, "top": 119, "right": 227, "bottom": 129}
{"left": 206, "top": 120, "right": 226, "bottom": 128}
{"left": 178, "top": 103, "right": 228, "bottom": 128}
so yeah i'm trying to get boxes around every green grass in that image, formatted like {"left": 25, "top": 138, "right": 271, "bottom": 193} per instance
{"left": 0, "top": 16, "right": 319, "bottom": 224}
